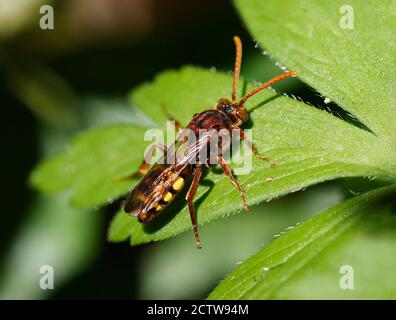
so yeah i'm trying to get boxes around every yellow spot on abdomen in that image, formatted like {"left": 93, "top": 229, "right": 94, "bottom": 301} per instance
{"left": 163, "top": 192, "right": 173, "bottom": 203}
{"left": 155, "top": 204, "right": 163, "bottom": 212}
{"left": 172, "top": 177, "right": 185, "bottom": 191}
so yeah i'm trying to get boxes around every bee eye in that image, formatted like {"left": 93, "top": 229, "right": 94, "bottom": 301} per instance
{"left": 236, "top": 108, "right": 248, "bottom": 122}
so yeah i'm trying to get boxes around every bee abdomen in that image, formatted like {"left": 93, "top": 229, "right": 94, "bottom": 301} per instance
{"left": 138, "top": 176, "right": 186, "bottom": 222}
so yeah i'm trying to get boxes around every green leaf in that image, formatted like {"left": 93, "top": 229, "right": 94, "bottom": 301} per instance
{"left": 31, "top": 67, "right": 396, "bottom": 244}
{"left": 31, "top": 66, "right": 396, "bottom": 245}
{"left": 108, "top": 67, "right": 396, "bottom": 246}
{"left": 30, "top": 124, "right": 150, "bottom": 207}
{"left": 235, "top": 0, "right": 396, "bottom": 142}
{"left": 208, "top": 184, "right": 396, "bottom": 299}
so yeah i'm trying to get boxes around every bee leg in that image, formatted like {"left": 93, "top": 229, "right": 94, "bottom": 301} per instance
{"left": 161, "top": 104, "right": 183, "bottom": 132}
{"left": 234, "top": 125, "right": 268, "bottom": 161}
{"left": 217, "top": 155, "right": 249, "bottom": 212}
{"left": 113, "top": 144, "right": 167, "bottom": 181}
{"left": 171, "top": 118, "right": 183, "bottom": 132}
{"left": 186, "top": 166, "right": 203, "bottom": 249}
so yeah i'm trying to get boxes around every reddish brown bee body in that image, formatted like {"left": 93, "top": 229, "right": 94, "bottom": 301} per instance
{"left": 119, "top": 36, "right": 297, "bottom": 248}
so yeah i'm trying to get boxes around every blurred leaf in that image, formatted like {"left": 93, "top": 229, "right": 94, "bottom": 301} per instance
{"left": 0, "top": 193, "right": 100, "bottom": 299}
{"left": 0, "top": 0, "right": 49, "bottom": 40}
{"left": 0, "top": 77, "right": 126, "bottom": 298}
{"left": 208, "top": 184, "right": 396, "bottom": 299}
{"left": 235, "top": 0, "right": 396, "bottom": 142}
{"left": 30, "top": 124, "right": 149, "bottom": 207}
{"left": 7, "top": 63, "right": 78, "bottom": 128}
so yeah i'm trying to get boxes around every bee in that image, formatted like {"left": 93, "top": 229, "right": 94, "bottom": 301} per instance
{"left": 118, "top": 36, "right": 296, "bottom": 248}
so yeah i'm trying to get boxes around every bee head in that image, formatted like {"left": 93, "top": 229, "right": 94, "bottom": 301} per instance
{"left": 216, "top": 98, "right": 249, "bottom": 126}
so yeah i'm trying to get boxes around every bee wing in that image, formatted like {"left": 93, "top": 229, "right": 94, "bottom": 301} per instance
{"left": 123, "top": 163, "right": 168, "bottom": 215}
{"left": 141, "top": 131, "right": 213, "bottom": 213}
{"left": 124, "top": 130, "right": 213, "bottom": 216}
{"left": 123, "top": 129, "right": 190, "bottom": 215}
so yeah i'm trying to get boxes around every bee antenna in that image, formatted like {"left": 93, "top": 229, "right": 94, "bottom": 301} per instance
{"left": 237, "top": 71, "right": 297, "bottom": 107}
{"left": 232, "top": 36, "right": 242, "bottom": 102}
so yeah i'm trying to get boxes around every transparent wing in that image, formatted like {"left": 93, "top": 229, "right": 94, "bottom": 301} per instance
{"left": 124, "top": 129, "right": 213, "bottom": 215}
{"left": 141, "top": 130, "right": 213, "bottom": 212}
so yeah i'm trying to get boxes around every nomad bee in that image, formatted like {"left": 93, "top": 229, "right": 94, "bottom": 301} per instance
{"left": 119, "top": 36, "right": 296, "bottom": 248}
